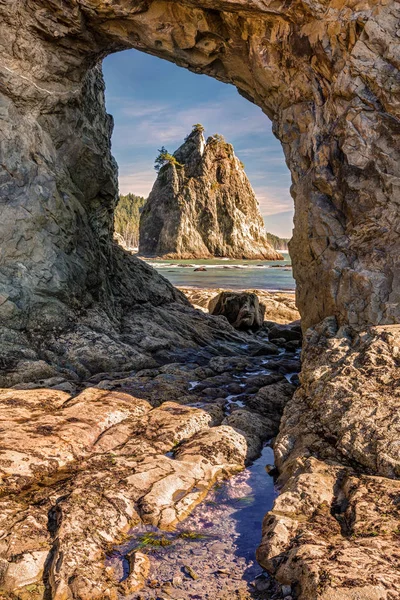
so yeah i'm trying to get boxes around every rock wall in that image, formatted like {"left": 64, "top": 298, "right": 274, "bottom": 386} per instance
{"left": 0, "top": 2, "right": 399, "bottom": 599}
{"left": 0, "top": 0, "right": 399, "bottom": 336}
{"left": 139, "top": 129, "right": 282, "bottom": 259}
{"left": 257, "top": 322, "right": 400, "bottom": 599}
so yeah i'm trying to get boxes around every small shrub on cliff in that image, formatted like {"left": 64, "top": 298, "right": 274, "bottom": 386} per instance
{"left": 209, "top": 133, "right": 225, "bottom": 144}
{"left": 154, "top": 147, "right": 183, "bottom": 171}
{"left": 185, "top": 124, "right": 205, "bottom": 141}
{"left": 208, "top": 134, "right": 233, "bottom": 156}
{"left": 192, "top": 123, "right": 205, "bottom": 133}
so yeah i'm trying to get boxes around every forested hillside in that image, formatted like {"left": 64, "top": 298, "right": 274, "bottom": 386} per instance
{"left": 266, "top": 232, "right": 290, "bottom": 251}
{"left": 114, "top": 193, "right": 146, "bottom": 249}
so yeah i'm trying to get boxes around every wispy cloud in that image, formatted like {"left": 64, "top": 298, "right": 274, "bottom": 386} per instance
{"left": 263, "top": 210, "right": 294, "bottom": 238}
{"left": 118, "top": 164, "right": 156, "bottom": 196}
{"left": 254, "top": 187, "right": 293, "bottom": 216}
{"left": 111, "top": 97, "right": 272, "bottom": 150}
{"left": 120, "top": 103, "right": 169, "bottom": 118}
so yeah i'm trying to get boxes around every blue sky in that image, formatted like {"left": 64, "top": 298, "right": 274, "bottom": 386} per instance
{"left": 103, "top": 50, "right": 293, "bottom": 238}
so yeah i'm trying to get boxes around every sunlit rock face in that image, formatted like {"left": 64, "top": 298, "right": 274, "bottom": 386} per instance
{"left": 208, "top": 291, "right": 266, "bottom": 330}
{"left": 0, "top": 2, "right": 399, "bottom": 600}
{"left": 0, "top": 0, "right": 399, "bottom": 337}
{"left": 139, "top": 129, "right": 282, "bottom": 259}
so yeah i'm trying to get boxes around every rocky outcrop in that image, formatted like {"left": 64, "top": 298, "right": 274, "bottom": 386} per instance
{"left": 0, "top": 2, "right": 399, "bottom": 599}
{"left": 139, "top": 129, "right": 282, "bottom": 260}
{"left": 257, "top": 322, "right": 400, "bottom": 599}
{"left": 180, "top": 287, "right": 300, "bottom": 324}
{"left": 208, "top": 291, "right": 266, "bottom": 330}
{"left": 0, "top": 388, "right": 248, "bottom": 599}
{"left": 0, "top": 338, "right": 299, "bottom": 600}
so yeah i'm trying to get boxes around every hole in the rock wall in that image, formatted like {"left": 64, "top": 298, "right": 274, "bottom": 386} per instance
{"left": 102, "top": 47, "right": 296, "bottom": 296}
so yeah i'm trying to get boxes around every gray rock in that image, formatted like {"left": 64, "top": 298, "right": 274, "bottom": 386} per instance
{"left": 209, "top": 291, "right": 265, "bottom": 331}
{"left": 139, "top": 128, "right": 281, "bottom": 260}
{"left": 282, "top": 584, "right": 292, "bottom": 597}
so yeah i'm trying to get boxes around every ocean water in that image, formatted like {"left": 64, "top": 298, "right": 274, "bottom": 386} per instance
{"left": 145, "top": 251, "right": 295, "bottom": 292}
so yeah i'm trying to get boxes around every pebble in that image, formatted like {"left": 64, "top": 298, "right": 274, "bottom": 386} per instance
{"left": 282, "top": 584, "right": 292, "bottom": 597}
{"left": 183, "top": 565, "right": 198, "bottom": 580}
{"left": 255, "top": 578, "right": 270, "bottom": 591}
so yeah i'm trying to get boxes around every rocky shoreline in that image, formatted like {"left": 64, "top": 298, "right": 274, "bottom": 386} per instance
{"left": 0, "top": 300, "right": 301, "bottom": 600}
{"left": 1, "top": 286, "right": 398, "bottom": 600}
{"left": 179, "top": 288, "right": 299, "bottom": 325}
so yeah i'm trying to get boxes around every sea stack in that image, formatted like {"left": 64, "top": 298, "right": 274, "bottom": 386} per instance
{"left": 139, "top": 127, "right": 283, "bottom": 260}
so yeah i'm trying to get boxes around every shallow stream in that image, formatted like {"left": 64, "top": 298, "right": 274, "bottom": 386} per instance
{"left": 107, "top": 348, "right": 300, "bottom": 600}
{"left": 108, "top": 446, "right": 278, "bottom": 600}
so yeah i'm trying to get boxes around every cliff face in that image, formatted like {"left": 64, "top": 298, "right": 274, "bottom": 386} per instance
{"left": 0, "top": 2, "right": 400, "bottom": 599}
{"left": 139, "top": 131, "right": 282, "bottom": 260}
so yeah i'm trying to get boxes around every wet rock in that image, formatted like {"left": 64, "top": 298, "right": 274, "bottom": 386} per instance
{"left": 264, "top": 358, "right": 301, "bottom": 375}
{"left": 0, "top": 360, "right": 59, "bottom": 388}
{"left": 254, "top": 576, "right": 270, "bottom": 592}
{"left": 282, "top": 584, "right": 292, "bottom": 597}
{"left": 209, "top": 292, "right": 265, "bottom": 331}
{"left": 183, "top": 565, "right": 198, "bottom": 580}
{"left": 250, "top": 342, "right": 281, "bottom": 357}
{"left": 200, "top": 374, "right": 233, "bottom": 387}
{"left": 120, "top": 552, "right": 151, "bottom": 595}
{"left": 243, "top": 374, "right": 284, "bottom": 389}
{"left": 258, "top": 325, "right": 400, "bottom": 599}
{"left": 209, "top": 357, "right": 253, "bottom": 373}
{"left": 282, "top": 340, "right": 301, "bottom": 352}
{"left": 268, "top": 325, "right": 302, "bottom": 343}
{"left": 223, "top": 410, "right": 277, "bottom": 460}
{"left": 247, "top": 381, "right": 297, "bottom": 421}
{"left": 201, "top": 403, "right": 225, "bottom": 426}
{"left": 201, "top": 387, "right": 228, "bottom": 399}
{"left": 226, "top": 383, "right": 244, "bottom": 395}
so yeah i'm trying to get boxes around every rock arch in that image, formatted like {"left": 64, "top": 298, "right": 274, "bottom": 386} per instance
{"left": 1, "top": 0, "right": 399, "bottom": 342}
{"left": 0, "top": 3, "right": 400, "bottom": 599}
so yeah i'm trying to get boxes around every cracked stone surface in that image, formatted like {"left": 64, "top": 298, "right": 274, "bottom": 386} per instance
{"left": 0, "top": 337, "right": 299, "bottom": 600}
{"left": 257, "top": 323, "right": 400, "bottom": 600}
{"left": 0, "top": 1, "right": 399, "bottom": 599}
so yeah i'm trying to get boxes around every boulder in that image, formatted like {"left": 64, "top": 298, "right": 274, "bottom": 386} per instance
{"left": 208, "top": 291, "right": 265, "bottom": 331}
